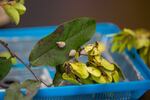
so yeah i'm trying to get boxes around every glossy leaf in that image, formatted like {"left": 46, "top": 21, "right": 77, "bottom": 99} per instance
{"left": 101, "top": 58, "right": 115, "bottom": 71}
{"left": 29, "top": 17, "right": 96, "bottom": 67}
{"left": 87, "top": 66, "right": 101, "bottom": 77}
{"left": 0, "top": 57, "right": 12, "bottom": 80}
{"left": 69, "top": 62, "right": 89, "bottom": 79}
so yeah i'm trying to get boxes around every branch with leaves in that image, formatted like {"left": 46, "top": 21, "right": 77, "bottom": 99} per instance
{"left": 0, "top": 40, "right": 48, "bottom": 86}
{"left": 111, "top": 28, "right": 150, "bottom": 67}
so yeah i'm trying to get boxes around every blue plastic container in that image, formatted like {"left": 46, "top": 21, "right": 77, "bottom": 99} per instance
{"left": 0, "top": 23, "right": 150, "bottom": 100}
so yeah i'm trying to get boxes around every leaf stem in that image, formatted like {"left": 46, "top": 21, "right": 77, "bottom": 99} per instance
{"left": 0, "top": 40, "right": 48, "bottom": 87}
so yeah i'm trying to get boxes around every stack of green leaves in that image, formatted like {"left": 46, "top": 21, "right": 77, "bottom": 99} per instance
{"left": 111, "top": 28, "right": 150, "bottom": 67}
{"left": 62, "top": 42, "right": 124, "bottom": 84}
{"left": 1, "top": 0, "right": 26, "bottom": 25}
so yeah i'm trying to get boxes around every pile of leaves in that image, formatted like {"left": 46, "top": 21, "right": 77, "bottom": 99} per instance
{"left": 61, "top": 42, "right": 124, "bottom": 85}
{"left": 111, "top": 28, "right": 150, "bottom": 67}
{"left": 0, "top": 0, "right": 26, "bottom": 25}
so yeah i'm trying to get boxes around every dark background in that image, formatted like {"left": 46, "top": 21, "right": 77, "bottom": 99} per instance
{"left": 4, "top": 0, "right": 150, "bottom": 30}
{"left": 3, "top": 0, "right": 150, "bottom": 99}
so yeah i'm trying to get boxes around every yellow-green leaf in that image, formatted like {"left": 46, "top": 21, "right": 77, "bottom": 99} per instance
{"left": 87, "top": 66, "right": 101, "bottom": 77}
{"left": 113, "top": 71, "right": 119, "bottom": 82}
{"left": 3, "top": 4, "right": 20, "bottom": 25}
{"left": 101, "top": 58, "right": 115, "bottom": 71}
{"left": 69, "top": 62, "right": 89, "bottom": 79}
{"left": 0, "top": 51, "right": 16, "bottom": 64}
{"left": 13, "top": 3, "right": 26, "bottom": 15}
{"left": 92, "top": 75, "right": 107, "bottom": 84}
{"left": 62, "top": 73, "right": 80, "bottom": 84}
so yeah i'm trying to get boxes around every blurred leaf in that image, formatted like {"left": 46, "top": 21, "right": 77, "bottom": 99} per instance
{"left": 5, "top": 80, "right": 40, "bottom": 100}
{"left": 0, "top": 57, "right": 11, "bottom": 81}
{"left": 19, "top": 0, "right": 25, "bottom": 4}
{"left": 111, "top": 43, "right": 119, "bottom": 52}
{"left": 22, "top": 80, "right": 40, "bottom": 99}
{"left": 15, "top": 0, "right": 25, "bottom": 4}
{"left": 111, "top": 28, "right": 136, "bottom": 53}
{"left": 123, "top": 28, "right": 135, "bottom": 36}
{"left": 3, "top": 4, "right": 20, "bottom": 25}
{"left": 69, "top": 62, "right": 89, "bottom": 79}
{"left": 118, "top": 41, "right": 126, "bottom": 53}
{"left": 127, "top": 42, "right": 132, "bottom": 50}
{"left": 29, "top": 17, "right": 96, "bottom": 67}
{"left": 13, "top": 3, "right": 26, "bottom": 15}
{"left": 0, "top": 51, "right": 17, "bottom": 64}
{"left": 136, "top": 39, "right": 149, "bottom": 49}
{"left": 4, "top": 82, "right": 24, "bottom": 100}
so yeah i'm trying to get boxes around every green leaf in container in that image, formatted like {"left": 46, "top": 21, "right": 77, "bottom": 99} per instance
{"left": 80, "top": 77, "right": 94, "bottom": 84}
{"left": 69, "top": 62, "right": 89, "bottom": 79}
{"left": 92, "top": 75, "right": 107, "bottom": 84}
{"left": 87, "top": 66, "right": 101, "bottom": 77}
{"left": 29, "top": 17, "right": 96, "bottom": 67}
{"left": 13, "top": 3, "right": 26, "bottom": 15}
{"left": 3, "top": 4, "right": 20, "bottom": 25}
{"left": 101, "top": 58, "right": 115, "bottom": 71}
{"left": 113, "top": 71, "right": 119, "bottom": 82}
{"left": 104, "top": 71, "right": 113, "bottom": 83}
{"left": 114, "top": 64, "right": 125, "bottom": 80}
{"left": 0, "top": 57, "right": 12, "bottom": 80}
{"left": 62, "top": 73, "right": 80, "bottom": 84}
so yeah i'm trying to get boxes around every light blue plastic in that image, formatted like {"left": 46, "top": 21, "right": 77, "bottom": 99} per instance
{"left": 0, "top": 23, "right": 150, "bottom": 100}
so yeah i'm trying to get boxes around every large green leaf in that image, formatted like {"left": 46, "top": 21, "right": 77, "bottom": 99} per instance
{"left": 0, "top": 57, "right": 12, "bottom": 81}
{"left": 29, "top": 17, "right": 96, "bottom": 67}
